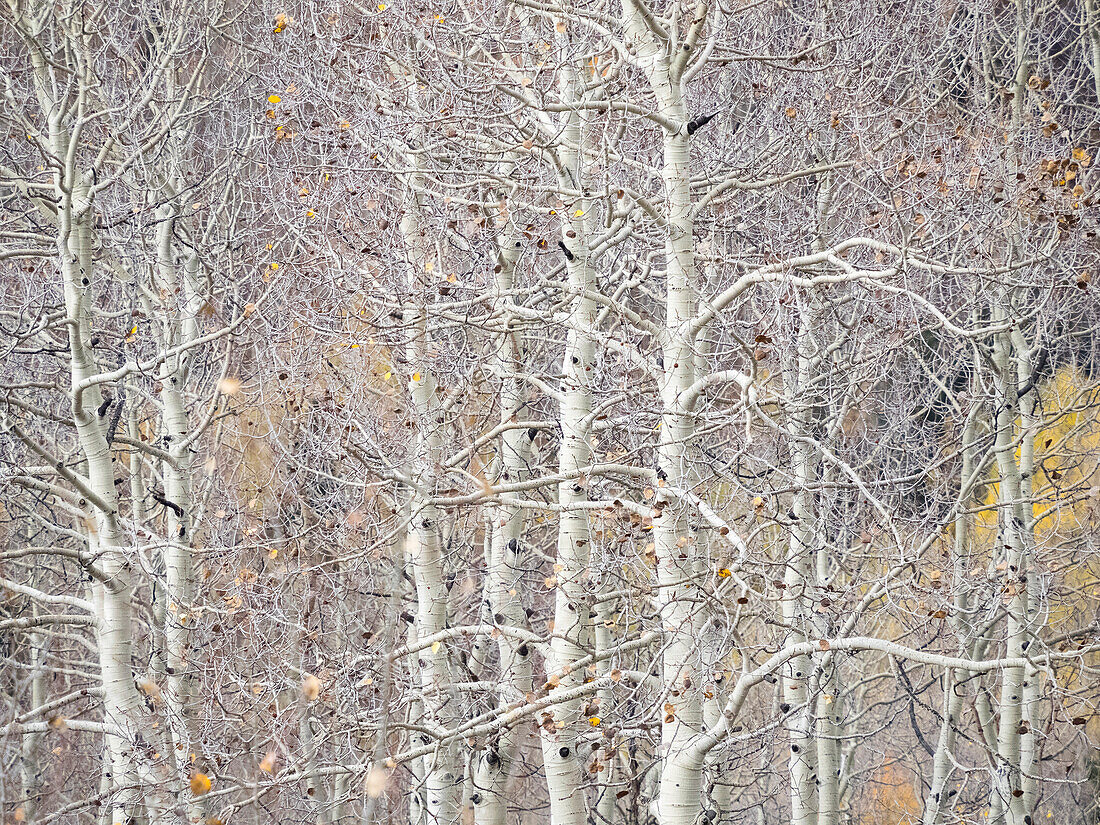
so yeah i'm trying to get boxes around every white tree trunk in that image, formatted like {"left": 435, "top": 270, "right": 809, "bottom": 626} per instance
{"left": 924, "top": 406, "right": 980, "bottom": 825}
{"left": 539, "top": 94, "right": 597, "bottom": 825}
{"left": 399, "top": 160, "right": 462, "bottom": 825}
{"left": 471, "top": 220, "right": 537, "bottom": 825}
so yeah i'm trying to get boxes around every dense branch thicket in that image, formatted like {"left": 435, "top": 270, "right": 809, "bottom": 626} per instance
{"left": 2, "top": 0, "right": 1100, "bottom": 824}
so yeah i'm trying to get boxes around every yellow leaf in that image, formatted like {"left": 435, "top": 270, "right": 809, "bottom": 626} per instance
{"left": 574, "top": 209, "right": 584, "bottom": 217}
{"left": 259, "top": 751, "right": 276, "bottom": 773}
{"left": 190, "top": 772, "right": 212, "bottom": 796}
{"left": 268, "top": 95, "right": 281, "bottom": 104}
{"left": 412, "top": 371, "right": 422, "bottom": 382}
{"left": 431, "top": 640, "right": 441, "bottom": 653}
{"left": 377, "top": 3, "right": 387, "bottom": 9}
{"left": 588, "top": 716, "right": 601, "bottom": 726}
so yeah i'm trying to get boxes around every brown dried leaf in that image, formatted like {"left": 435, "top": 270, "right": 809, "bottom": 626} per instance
{"left": 302, "top": 673, "right": 322, "bottom": 702}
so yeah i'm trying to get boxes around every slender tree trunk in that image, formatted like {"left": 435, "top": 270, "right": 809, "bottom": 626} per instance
{"left": 153, "top": 194, "right": 204, "bottom": 824}
{"left": 782, "top": 309, "right": 822, "bottom": 825}
{"left": 59, "top": 176, "right": 172, "bottom": 822}
{"left": 618, "top": 8, "right": 713, "bottom": 823}
{"left": 539, "top": 81, "right": 597, "bottom": 825}
{"left": 472, "top": 219, "right": 538, "bottom": 824}
{"left": 989, "top": 311, "right": 1037, "bottom": 825}
{"left": 393, "top": 130, "right": 463, "bottom": 822}
{"left": 924, "top": 406, "right": 980, "bottom": 825}
{"left": 18, "top": 615, "right": 47, "bottom": 823}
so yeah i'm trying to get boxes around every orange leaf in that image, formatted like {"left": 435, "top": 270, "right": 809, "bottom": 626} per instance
{"left": 190, "top": 772, "right": 212, "bottom": 796}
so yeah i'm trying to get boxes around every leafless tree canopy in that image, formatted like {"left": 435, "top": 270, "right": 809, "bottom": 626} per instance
{"left": 2, "top": 0, "right": 1100, "bottom": 823}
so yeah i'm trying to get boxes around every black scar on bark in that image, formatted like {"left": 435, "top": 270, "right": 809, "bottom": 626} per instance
{"left": 686, "top": 113, "right": 717, "bottom": 135}
{"left": 151, "top": 490, "right": 184, "bottom": 518}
